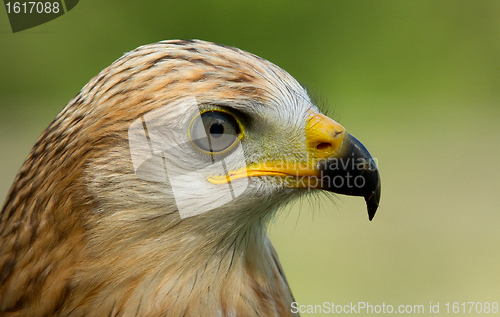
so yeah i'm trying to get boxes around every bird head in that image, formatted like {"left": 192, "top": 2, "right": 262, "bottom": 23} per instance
{"left": 0, "top": 39, "right": 380, "bottom": 316}
{"left": 32, "top": 39, "right": 383, "bottom": 256}
{"left": 80, "top": 40, "right": 380, "bottom": 229}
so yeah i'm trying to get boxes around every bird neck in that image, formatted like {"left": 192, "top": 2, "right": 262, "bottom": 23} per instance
{"left": 62, "top": 214, "right": 295, "bottom": 316}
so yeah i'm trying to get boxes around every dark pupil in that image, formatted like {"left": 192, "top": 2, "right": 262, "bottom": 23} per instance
{"left": 210, "top": 123, "right": 224, "bottom": 138}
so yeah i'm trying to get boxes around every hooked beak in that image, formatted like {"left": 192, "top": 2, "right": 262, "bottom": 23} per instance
{"left": 317, "top": 133, "right": 381, "bottom": 220}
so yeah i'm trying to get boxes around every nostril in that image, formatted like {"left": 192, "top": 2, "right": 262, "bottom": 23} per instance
{"left": 316, "top": 142, "right": 332, "bottom": 151}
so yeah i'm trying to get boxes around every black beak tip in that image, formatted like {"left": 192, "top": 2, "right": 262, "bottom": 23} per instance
{"left": 367, "top": 198, "right": 378, "bottom": 221}
{"left": 365, "top": 180, "right": 381, "bottom": 221}
{"left": 318, "top": 133, "right": 381, "bottom": 221}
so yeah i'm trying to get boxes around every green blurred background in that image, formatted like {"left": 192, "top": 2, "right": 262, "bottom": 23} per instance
{"left": 1, "top": 1, "right": 499, "bottom": 315}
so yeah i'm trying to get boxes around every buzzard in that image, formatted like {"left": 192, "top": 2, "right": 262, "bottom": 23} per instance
{"left": 0, "top": 40, "right": 380, "bottom": 316}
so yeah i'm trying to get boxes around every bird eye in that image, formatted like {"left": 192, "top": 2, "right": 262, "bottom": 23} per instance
{"left": 189, "top": 110, "right": 242, "bottom": 153}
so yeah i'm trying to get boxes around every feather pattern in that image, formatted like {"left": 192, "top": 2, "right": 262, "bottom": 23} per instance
{"left": 0, "top": 40, "right": 315, "bottom": 316}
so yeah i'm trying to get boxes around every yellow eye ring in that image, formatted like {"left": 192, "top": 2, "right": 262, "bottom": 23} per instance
{"left": 188, "top": 108, "right": 245, "bottom": 155}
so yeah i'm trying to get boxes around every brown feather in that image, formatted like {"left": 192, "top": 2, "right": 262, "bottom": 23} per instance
{"left": 0, "top": 40, "right": 305, "bottom": 316}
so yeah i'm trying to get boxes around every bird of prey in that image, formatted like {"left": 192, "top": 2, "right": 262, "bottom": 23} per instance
{"left": 0, "top": 40, "right": 380, "bottom": 317}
